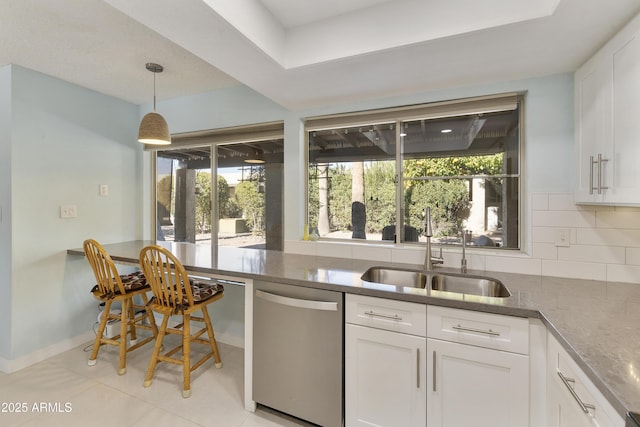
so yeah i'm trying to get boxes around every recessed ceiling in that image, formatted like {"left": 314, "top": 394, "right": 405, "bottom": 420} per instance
{"left": 2, "top": 0, "right": 640, "bottom": 110}
{"left": 205, "top": 0, "right": 562, "bottom": 68}
{"left": 259, "top": 0, "right": 395, "bottom": 29}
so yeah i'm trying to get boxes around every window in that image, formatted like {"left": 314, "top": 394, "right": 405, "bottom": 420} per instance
{"left": 306, "top": 94, "right": 522, "bottom": 250}
{"left": 151, "top": 122, "right": 284, "bottom": 250}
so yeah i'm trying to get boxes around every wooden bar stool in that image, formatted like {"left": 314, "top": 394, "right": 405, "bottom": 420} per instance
{"left": 83, "top": 239, "right": 158, "bottom": 375}
{"left": 139, "top": 244, "right": 224, "bottom": 398}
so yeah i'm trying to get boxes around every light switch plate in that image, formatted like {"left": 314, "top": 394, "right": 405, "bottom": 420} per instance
{"left": 60, "top": 205, "right": 77, "bottom": 218}
{"left": 554, "top": 228, "right": 571, "bottom": 247}
{"left": 99, "top": 184, "right": 109, "bottom": 197}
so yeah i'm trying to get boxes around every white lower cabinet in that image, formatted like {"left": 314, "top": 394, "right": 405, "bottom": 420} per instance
{"left": 345, "top": 295, "right": 427, "bottom": 427}
{"left": 427, "top": 338, "right": 529, "bottom": 426}
{"left": 345, "top": 298, "right": 624, "bottom": 427}
{"left": 546, "top": 333, "right": 624, "bottom": 427}
{"left": 345, "top": 324, "right": 427, "bottom": 427}
{"left": 426, "top": 306, "right": 530, "bottom": 427}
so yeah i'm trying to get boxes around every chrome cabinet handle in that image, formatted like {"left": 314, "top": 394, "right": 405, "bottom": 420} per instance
{"left": 589, "top": 155, "right": 596, "bottom": 195}
{"left": 363, "top": 310, "right": 403, "bottom": 321}
{"left": 557, "top": 371, "right": 596, "bottom": 414}
{"left": 432, "top": 350, "right": 437, "bottom": 392}
{"left": 597, "top": 153, "right": 608, "bottom": 194}
{"left": 416, "top": 348, "right": 420, "bottom": 389}
{"left": 590, "top": 154, "right": 609, "bottom": 195}
{"left": 451, "top": 324, "right": 500, "bottom": 336}
{"left": 255, "top": 290, "right": 338, "bottom": 311}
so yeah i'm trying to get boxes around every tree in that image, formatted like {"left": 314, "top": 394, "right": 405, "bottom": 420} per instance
{"left": 364, "top": 161, "right": 396, "bottom": 234}
{"left": 406, "top": 180, "right": 470, "bottom": 237}
{"left": 217, "top": 175, "right": 241, "bottom": 218}
{"left": 195, "top": 171, "right": 212, "bottom": 233}
{"left": 403, "top": 154, "right": 501, "bottom": 238}
{"left": 235, "top": 180, "right": 264, "bottom": 234}
{"left": 327, "top": 165, "right": 352, "bottom": 231}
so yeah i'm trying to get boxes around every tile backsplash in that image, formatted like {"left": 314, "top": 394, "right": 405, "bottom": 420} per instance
{"left": 531, "top": 192, "right": 640, "bottom": 283}
{"left": 285, "top": 192, "right": 640, "bottom": 284}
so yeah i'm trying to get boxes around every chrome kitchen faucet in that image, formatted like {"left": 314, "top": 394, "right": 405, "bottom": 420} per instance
{"left": 424, "top": 207, "right": 443, "bottom": 271}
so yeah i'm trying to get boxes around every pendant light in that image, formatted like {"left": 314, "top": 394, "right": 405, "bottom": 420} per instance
{"left": 138, "top": 62, "right": 171, "bottom": 145}
{"left": 244, "top": 148, "right": 265, "bottom": 164}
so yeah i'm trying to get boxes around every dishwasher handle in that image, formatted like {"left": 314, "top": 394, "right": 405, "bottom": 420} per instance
{"left": 255, "top": 289, "right": 338, "bottom": 311}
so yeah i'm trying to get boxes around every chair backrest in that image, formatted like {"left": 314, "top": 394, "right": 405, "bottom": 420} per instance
{"left": 139, "top": 245, "right": 196, "bottom": 310}
{"left": 83, "top": 239, "right": 126, "bottom": 296}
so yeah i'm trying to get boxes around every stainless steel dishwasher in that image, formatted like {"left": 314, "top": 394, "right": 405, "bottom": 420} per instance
{"left": 253, "top": 280, "right": 343, "bottom": 427}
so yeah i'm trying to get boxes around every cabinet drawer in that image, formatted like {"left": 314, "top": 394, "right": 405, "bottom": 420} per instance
{"left": 547, "top": 333, "right": 623, "bottom": 427}
{"left": 346, "top": 294, "right": 426, "bottom": 337}
{"left": 427, "top": 305, "right": 529, "bottom": 355}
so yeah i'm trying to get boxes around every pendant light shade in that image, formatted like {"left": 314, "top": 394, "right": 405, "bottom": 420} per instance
{"left": 244, "top": 149, "right": 265, "bottom": 164}
{"left": 138, "top": 63, "right": 171, "bottom": 145}
{"left": 138, "top": 112, "right": 171, "bottom": 145}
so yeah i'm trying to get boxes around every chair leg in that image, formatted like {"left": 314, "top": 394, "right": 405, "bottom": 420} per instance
{"left": 144, "top": 313, "right": 168, "bottom": 388}
{"left": 142, "top": 294, "right": 158, "bottom": 339}
{"left": 88, "top": 299, "right": 111, "bottom": 366}
{"left": 118, "top": 299, "right": 129, "bottom": 375}
{"left": 127, "top": 297, "right": 138, "bottom": 346}
{"left": 201, "top": 306, "right": 222, "bottom": 368}
{"left": 182, "top": 313, "right": 192, "bottom": 398}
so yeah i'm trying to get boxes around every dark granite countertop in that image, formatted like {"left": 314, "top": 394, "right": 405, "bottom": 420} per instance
{"left": 67, "top": 240, "right": 640, "bottom": 418}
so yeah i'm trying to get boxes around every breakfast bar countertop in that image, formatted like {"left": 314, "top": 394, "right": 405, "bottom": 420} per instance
{"left": 67, "top": 240, "right": 640, "bottom": 418}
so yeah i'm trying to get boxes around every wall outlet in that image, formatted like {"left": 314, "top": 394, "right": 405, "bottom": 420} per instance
{"left": 60, "top": 205, "right": 77, "bottom": 218}
{"left": 554, "top": 228, "right": 571, "bottom": 247}
{"left": 99, "top": 184, "right": 109, "bottom": 197}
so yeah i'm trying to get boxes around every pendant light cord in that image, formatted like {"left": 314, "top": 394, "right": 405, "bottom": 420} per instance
{"left": 153, "top": 71, "right": 157, "bottom": 112}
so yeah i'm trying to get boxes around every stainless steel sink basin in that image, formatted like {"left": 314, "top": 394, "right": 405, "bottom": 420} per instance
{"left": 430, "top": 273, "right": 510, "bottom": 297}
{"left": 361, "top": 267, "right": 510, "bottom": 297}
{"left": 360, "top": 267, "right": 427, "bottom": 288}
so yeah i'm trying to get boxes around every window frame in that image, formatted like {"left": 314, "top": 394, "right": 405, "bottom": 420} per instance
{"left": 304, "top": 93, "right": 524, "bottom": 250}
{"left": 147, "top": 121, "right": 284, "bottom": 249}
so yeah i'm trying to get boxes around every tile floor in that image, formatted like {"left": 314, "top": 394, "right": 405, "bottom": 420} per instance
{"left": 0, "top": 334, "right": 313, "bottom": 427}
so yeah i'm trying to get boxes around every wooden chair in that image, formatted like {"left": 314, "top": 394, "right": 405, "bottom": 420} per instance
{"left": 83, "top": 239, "right": 158, "bottom": 375}
{"left": 139, "top": 244, "right": 224, "bottom": 398}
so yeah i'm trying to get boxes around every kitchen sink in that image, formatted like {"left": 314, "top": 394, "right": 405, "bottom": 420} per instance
{"left": 430, "top": 272, "right": 511, "bottom": 297}
{"left": 361, "top": 267, "right": 510, "bottom": 298}
{"left": 360, "top": 267, "right": 427, "bottom": 289}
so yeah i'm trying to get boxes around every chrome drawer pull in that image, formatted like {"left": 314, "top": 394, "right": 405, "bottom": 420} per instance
{"left": 432, "top": 350, "right": 437, "bottom": 392}
{"left": 364, "top": 310, "right": 403, "bottom": 321}
{"left": 557, "top": 371, "right": 596, "bottom": 414}
{"left": 416, "top": 348, "right": 420, "bottom": 389}
{"left": 451, "top": 324, "right": 500, "bottom": 336}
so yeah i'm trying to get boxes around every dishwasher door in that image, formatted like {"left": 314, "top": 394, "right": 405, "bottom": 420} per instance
{"left": 253, "top": 281, "right": 343, "bottom": 427}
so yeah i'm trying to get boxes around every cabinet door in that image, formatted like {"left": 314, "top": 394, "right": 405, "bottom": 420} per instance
{"left": 609, "top": 33, "right": 640, "bottom": 203}
{"left": 575, "top": 56, "right": 611, "bottom": 203}
{"left": 576, "top": 15, "right": 640, "bottom": 205}
{"left": 427, "top": 338, "right": 529, "bottom": 427}
{"left": 345, "top": 324, "right": 426, "bottom": 427}
{"left": 547, "top": 376, "right": 599, "bottom": 427}
{"left": 547, "top": 333, "right": 623, "bottom": 427}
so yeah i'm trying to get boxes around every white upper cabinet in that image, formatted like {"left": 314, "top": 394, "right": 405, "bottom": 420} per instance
{"left": 575, "top": 13, "right": 640, "bottom": 205}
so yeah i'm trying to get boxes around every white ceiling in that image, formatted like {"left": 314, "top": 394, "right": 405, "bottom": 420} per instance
{"left": 2, "top": 0, "right": 640, "bottom": 110}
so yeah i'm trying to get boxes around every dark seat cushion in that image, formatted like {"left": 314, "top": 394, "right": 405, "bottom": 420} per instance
{"left": 183, "top": 280, "right": 224, "bottom": 305}
{"left": 91, "top": 271, "right": 149, "bottom": 296}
